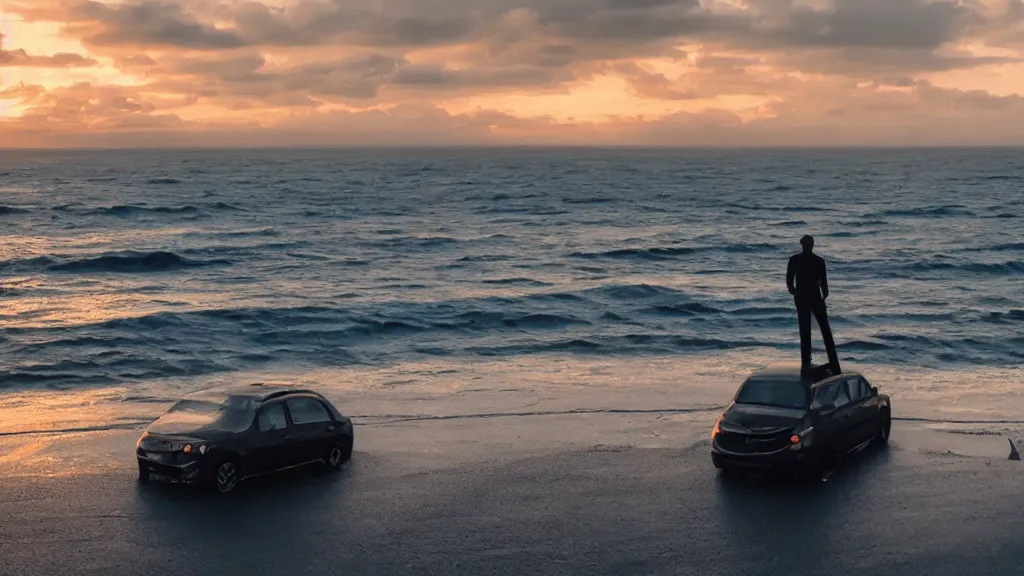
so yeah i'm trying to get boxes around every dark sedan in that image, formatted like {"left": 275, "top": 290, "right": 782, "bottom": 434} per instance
{"left": 710, "top": 362, "right": 891, "bottom": 476}
{"left": 136, "top": 383, "right": 355, "bottom": 493}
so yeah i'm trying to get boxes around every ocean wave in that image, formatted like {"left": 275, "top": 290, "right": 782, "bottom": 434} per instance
{"left": 904, "top": 260, "right": 1024, "bottom": 275}
{"left": 0, "top": 251, "right": 232, "bottom": 274}
{"left": 981, "top": 310, "right": 1024, "bottom": 324}
{"left": 645, "top": 303, "right": 722, "bottom": 316}
{"left": 90, "top": 205, "right": 199, "bottom": 216}
{"left": 0, "top": 205, "right": 29, "bottom": 215}
{"left": 582, "top": 283, "right": 686, "bottom": 301}
{"left": 562, "top": 197, "right": 618, "bottom": 204}
{"left": 962, "top": 242, "right": 1024, "bottom": 252}
{"left": 148, "top": 178, "right": 182, "bottom": 185}
{"left": 835, "top": 219, "right": 890, "bottom": 227}
{"left": 212, "top": 227, "right": 280, "bottom": 237}
{"left": 870, "top": 206, "right": 974, "bottom": 218}
{"left": 0, "top": 355, "right": 232, "bottom": 388}
{"left": 481, "top": 277, "right": 555, "bottom": 287}
{"left": 464, "top": 335, "right": 783, "bottom": 357}
{"left": 724, "top": 203, "right": 831, "bottom": 212}
{"left": 570, "top": 243, "right": 777, "bottom": 261}
{"left": 458, "top": 255, "right": 512, "bottom": 262}
{"left": 835, "top": 340, "right": 893, "bottom": 351}
{"left": 182, "top": 242, "right": 309, "bottom": 257}
{"left": 372, "top": 236, "right": 461, "bottom": 249}
{"left": 211, "top": 202, "right": 246, "bottom": 211}
{"left": 5, "top": 294, "right": 1023, "bottom": 388}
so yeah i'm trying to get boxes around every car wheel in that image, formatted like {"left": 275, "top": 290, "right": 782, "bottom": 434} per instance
{"left": 214, "top": 459, "right": 241, "bottom": 493}
{"left": 326, "top": 435, "right": 353, "bottom": 471}
{"left": 341, "top": 434, "right": 353, "bottom": 461}
{"left": 876, "top": 410, "right": 891, "bottom": 445}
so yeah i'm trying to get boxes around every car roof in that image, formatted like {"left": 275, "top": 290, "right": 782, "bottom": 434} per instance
{"left": 185, "top": 382, "right": 325, "bottom": 403}
{"left": 748, "top": 362, "right": 861, "bottom": 388}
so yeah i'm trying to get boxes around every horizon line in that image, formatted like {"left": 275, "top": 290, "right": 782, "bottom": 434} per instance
{"left": 3, "top": 143, "right": 1024, "bottom": 153}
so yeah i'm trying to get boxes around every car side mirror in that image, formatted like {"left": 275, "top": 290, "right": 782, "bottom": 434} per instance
{"left": 871, "top": 387, "right": 878, "bottom": 396}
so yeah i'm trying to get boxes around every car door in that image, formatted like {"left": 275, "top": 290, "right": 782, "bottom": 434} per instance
{"left": 831, "top": 378, "right": 863, "bottom": 453}
{"left": 284, "top": 395, "right": 337, "bottom": 465}
{"left": 251, "top": 400, "right": 293, "bottom": 475}
{"left": 846, "top": 376, "right": 878, "bottom": 446}
{"left": 812, "top": 379, "right": 857, "bottom": 455}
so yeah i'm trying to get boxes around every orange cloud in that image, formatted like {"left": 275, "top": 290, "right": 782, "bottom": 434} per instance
{"left": 0, "top": 0, "right": 1022, "bottom": 146}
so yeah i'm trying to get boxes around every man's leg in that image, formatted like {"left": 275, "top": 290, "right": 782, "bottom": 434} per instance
{"left": 797, "top": 303, "right": 812, "bottom": 372}
{"left": 812, "top": 301, "right": 841, "bottom": 374}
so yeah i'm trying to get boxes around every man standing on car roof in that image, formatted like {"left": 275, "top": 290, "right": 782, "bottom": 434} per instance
{"left": 787, "top": 235, "right": 841, "bottom": 376}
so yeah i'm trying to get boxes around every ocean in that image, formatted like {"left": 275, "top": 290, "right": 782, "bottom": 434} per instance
{"left": 1, "top": 147, "right": 1022, "bottom": 438}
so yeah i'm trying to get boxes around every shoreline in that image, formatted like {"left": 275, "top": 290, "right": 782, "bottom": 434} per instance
{"left": 2, "top": 405, "right": 1019, "bottom": 480}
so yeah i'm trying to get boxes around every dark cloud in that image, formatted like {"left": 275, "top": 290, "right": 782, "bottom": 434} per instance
{"left": 390, "top": 64, "right": 575, "bottom": 89}
{"left": 132, "top": 51, "right": 577, "bottom": 104}
{"left": 11, "top": 1, "right": 1018, "bottom": 75}
{"left": 145, "top": 53, "right": 409, "bottom": 101}
{"left": 751, "top": 0, "right": 980, "bottom": 50}
{"left": 169, "top": 54, "right": 268, "bottom": 82}
{"left": 0, "top": 50, "right": 98, "bottom": 67}
{"left": 0, "top": 35, "right": 98, "bottom": 67}
{"left": 69, "top": 1, "right": 245, "bottom": 49}
{"left": 766, "top": 46, "right": 1024, "bottom": 77}
{"left": 229, "top": 1, "right": 474, "bottom": 47}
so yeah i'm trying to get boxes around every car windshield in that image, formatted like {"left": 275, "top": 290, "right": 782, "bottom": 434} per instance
{"left": 734, "top": 378, "right": 809, "bottom": 409}
{"left": 148, "top": 392, "right": 257, "bottom": 435}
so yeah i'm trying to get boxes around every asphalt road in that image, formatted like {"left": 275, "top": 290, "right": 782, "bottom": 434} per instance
{"left": 1, "top": 436, "right": 1021, "bottom": 576}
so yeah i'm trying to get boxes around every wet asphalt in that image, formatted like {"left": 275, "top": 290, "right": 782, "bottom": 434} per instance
{"left": 0, "top": 441, "right": 1021, "bottom": 576}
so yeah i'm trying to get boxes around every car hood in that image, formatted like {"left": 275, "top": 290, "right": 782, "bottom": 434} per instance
{"left": 722, "top": 403, "right": 807, "bottom": 432}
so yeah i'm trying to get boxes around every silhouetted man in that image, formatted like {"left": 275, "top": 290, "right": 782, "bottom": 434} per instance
{"left": 787, "top": 235, "right": 841, "bottom": 375}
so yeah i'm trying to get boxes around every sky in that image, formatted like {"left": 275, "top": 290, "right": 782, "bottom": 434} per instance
{"left": 1, "top": 0, "right": 1023, "bottom": 147}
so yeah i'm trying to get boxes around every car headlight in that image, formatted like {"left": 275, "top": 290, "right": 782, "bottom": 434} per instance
{"left": 711, "top": 418, "right": 722, "bottom": 440}
{"left": 169, "top": 442, "right": 205, "bottom": 454}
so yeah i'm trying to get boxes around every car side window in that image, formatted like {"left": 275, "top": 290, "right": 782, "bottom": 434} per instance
{"left": 845, "top": 377, "right": 864, "bottom": 402}
{"left": 833, "top": 381, "right": 852, "bottom": 408}
{"left": 812, "top": 383, "right": 839, "bottom": 410}
{"left": 286, "top": 397, "right": 332, "bottom": 425}
{"left": 258, "top": 402, "right": 288, "bottom": 432}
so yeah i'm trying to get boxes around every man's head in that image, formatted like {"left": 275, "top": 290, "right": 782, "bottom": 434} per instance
{"left": 800, "top": 235, "right": 814, "bottom": 253}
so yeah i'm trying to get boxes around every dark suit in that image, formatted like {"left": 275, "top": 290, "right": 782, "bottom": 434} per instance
{"left": 787, "top": 251, "right": 841, "bottom": 373}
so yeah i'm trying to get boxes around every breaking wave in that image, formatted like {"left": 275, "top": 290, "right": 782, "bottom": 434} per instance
{"left": 0, "top": 251, "right": 230, "bottom": 273}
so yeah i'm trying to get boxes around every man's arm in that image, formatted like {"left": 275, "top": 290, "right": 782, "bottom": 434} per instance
{"left": 787, "top": 256, "right": 797, "bottom": 295}
{"left": 819, "top": 257, "right": 829, "bottom": 300}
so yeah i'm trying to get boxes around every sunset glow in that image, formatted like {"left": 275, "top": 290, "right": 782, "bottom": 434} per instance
{"left": 2, "top": 0, "right": 1023, "bottom": 147}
